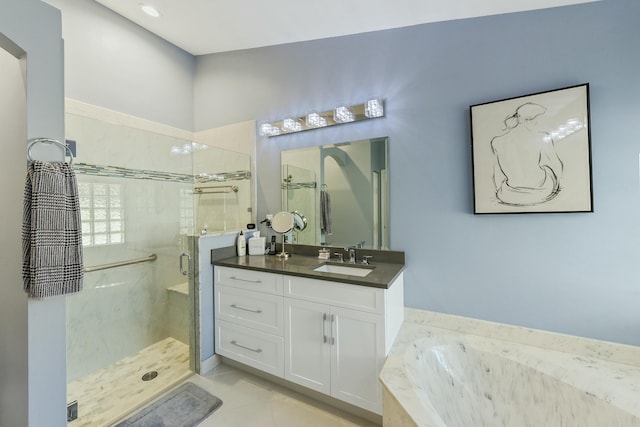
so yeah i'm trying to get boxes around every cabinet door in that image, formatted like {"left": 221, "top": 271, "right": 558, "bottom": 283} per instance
{"left": 216, "top": 320, "right": 284, "bottom": 377}
{"left": 216, "top": 266, "right": 283, "bottom": 295}
{"left": 284, "top": 298, "right": 331, "bottom": 394}
{"left": 215, "top": 285, "right": 284, "bottom": 335}
{"left": 330, "top": 306, "right": 385, "bottom": 414}
{"left": 285, "top": 275, "right": 385, "bottom": 314}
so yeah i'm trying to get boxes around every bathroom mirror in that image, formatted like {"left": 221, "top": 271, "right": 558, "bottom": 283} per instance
{"left": 272, "top": 211, "right": 295, "bottom": 234}
{"left": 272, "top": 211, "right": 294, "bottom": 258}
{"left": 281, "top": 137, "right": 389, "bottom": 249}
{"left": 291, "top": 211, "right": 308, "bottom": 232}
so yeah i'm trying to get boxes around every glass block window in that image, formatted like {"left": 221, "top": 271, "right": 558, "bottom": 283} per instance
{"left": 180, "top": 187, "right": 194, "bottom": 235}
{"left": 78, "top": 182, "right": 125, "bottom": 246}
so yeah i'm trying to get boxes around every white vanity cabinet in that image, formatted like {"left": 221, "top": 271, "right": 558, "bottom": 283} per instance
{"left": 214, "top": 266, "right": 285, "bottom": 377}
{"left": 214, "top": 264, "right": 404, "bottom": 415}
{"left": 283, "top": 275, "right": 400, "bottom": 414}
{"left": 284, "top": 297, "right": 385, "bottom": 412}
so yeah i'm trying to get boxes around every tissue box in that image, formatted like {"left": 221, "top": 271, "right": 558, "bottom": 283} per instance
{"left": 248, "top": 237, "right": 266, "bottom": 255}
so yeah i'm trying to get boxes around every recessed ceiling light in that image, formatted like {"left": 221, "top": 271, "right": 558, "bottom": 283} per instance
{"left": 139, "top": 4, "right": 160, "bottom": 18}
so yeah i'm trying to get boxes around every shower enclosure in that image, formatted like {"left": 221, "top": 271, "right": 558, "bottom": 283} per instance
{"left": 63, "top": 110, "right": 253, "bottom": 426}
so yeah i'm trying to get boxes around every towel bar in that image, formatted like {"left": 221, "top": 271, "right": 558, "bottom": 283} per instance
{"left": 84, "top": 253, "right": 157, "bottom": 273}
{"left": 27, "top": 137, "right": 74, "bottom": 164}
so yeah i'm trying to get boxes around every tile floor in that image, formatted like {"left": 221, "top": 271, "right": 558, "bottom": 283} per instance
{"left": 68, "top": 337, "right": 191, "bottom": 427}
{"left": 192, "top": 364, "right": 381, "bottom": 427}
{"left": 68, "top": 337, "right": 380, "bottom": 426}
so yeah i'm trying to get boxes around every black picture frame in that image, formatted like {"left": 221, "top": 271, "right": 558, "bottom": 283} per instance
{"left": 470, "top": 83, "right": 593, "bottom": 214}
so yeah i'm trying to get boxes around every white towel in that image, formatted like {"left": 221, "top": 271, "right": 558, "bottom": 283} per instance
{"left": 22, "top": 161, "right": 84, "bottom": 298}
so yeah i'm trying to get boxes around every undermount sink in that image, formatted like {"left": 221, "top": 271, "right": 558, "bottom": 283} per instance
{"left": 313, "top": 263, "right": 375, "bottom": 277}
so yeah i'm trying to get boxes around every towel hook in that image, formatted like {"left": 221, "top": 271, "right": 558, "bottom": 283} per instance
{"left": 27, "top": 138, "right": 74, "bottom": 165}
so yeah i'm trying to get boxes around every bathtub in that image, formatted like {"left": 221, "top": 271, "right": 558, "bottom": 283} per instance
{"left": 380, "top": 309, "right": 640, "bottom": 427}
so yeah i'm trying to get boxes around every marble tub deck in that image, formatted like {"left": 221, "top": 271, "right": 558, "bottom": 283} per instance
{"left": 380, "top": 308, "right": 640, "bottom": 427}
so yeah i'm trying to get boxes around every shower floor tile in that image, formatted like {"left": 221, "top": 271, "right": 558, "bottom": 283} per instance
{"left": 67, "top": 337, "right": 190, "bottom": 427}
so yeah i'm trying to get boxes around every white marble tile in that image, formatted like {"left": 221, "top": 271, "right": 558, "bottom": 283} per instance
{"left": 403, "top": 308, "right": 640, "bottom": 366}
{"left": 68, "top": 337, "right": 190, "bottom": 427}
{"left": 167, "top": 288, "right": 190, "bottom": 345}
{"left": 381, "top": 309, "right": 640, "bottom": 427}
{"left": 68, "top": 174, "right": 193, "bottom": 381}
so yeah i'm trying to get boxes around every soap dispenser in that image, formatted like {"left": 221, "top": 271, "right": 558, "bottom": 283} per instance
{"left": 236, "top": 230, "right": 246, "bottom": 256}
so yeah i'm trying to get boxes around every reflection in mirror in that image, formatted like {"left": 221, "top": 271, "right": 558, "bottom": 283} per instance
{"left": 281, "top": 137, "right": 389, "bottom": 249}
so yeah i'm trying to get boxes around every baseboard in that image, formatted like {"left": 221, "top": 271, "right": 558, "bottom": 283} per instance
{"left": 199, "top": 354, "right": 221, "bottom": 375}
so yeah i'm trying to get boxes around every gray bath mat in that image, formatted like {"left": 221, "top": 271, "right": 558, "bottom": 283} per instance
{"left": 114, "top": 382, "right": 222, "bottom": 427}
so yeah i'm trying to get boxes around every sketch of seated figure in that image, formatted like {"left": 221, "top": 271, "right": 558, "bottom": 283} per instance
{"left": 490, "top": 102, "right": 563, "bottom": 206}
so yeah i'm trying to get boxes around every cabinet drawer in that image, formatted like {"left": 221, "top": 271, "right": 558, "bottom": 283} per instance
{"left": 216, "top": 266, "right": 283, "bottom": 295}
{"left": 284, "top": 276, "right": 384, "bottom": 314}
{"left": 216, "top": 320, "right": 284, "bottom": 377}
{"left": 215, "top": 285, "right": 284, "bottom": 335}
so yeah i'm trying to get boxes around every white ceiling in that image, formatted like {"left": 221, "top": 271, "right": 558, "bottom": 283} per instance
{"left": 94, "top": 0, "right": 597, "bottom": 56}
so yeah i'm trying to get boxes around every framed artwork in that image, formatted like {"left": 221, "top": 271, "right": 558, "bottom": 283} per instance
{"left": 470, "top": 83, "right": 593, "bottom": 214}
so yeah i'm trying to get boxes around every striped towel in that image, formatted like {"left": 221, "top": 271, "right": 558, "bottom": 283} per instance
{"left": 22, "top": 161, "right": 83, "bottom": 298}
{"left": 320, "top": 190, "right": 332, "bottom": 235}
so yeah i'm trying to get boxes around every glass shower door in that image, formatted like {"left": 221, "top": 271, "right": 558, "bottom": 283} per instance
{"left": 65, "top": 112, "right": 197, "bottom": 425}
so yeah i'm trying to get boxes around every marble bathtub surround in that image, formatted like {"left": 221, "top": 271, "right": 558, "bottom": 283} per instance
{"left": 380, "top": 308, "right": 640, "bottom": 427}
{"left": 403, "top": 308, "right": 640, "bottom": 367}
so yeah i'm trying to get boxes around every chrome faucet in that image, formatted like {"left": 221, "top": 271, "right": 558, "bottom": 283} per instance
{"left": 348, "top": 246, "right": 356, "bottom": 264}
{"left": 334, "top": 252, "right": 344, "bottom": 263}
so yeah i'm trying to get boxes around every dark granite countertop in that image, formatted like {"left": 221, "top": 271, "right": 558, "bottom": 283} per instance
{"left": 212, "top": 254, "right": 404, "bottom": 289}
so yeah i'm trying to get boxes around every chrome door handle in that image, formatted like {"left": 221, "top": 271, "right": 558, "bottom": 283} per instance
{"left": 179, "top": 252, "right": 191, "bottom": 276}
{"left": 322, "top": 313, "right": 328, "bottom": 343}
{"left": 230, "top": 340, "right": 262, "bottom": 353}
{"left": 229, "top": 276, "right": 262, "bottom": 284}
{"left": 330, "top": 314, "right": 336, "bottom": 345}
{"left": 230, "top": 304, "right": 262, "bottom": 314}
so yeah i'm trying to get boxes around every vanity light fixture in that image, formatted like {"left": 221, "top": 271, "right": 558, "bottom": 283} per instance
{"left": 260, "top": 123, "right": 281, "bottom": 136}
{"left": 282, "top": 118, "right": 302, "bottom": 132}
{"left": 306, "top": 113, "right": 327, "bottom": 128}
{"left": 259, "top": 98, "right": 385, "bottom": 138}
{"left": 365, "top": 98, "right": 384, "bottom": 118}
{"left": 333, "top": 106, "right": 355, "bottom": 123}
{"left": 139, "top": 3, "right": 161, "bottom": 17}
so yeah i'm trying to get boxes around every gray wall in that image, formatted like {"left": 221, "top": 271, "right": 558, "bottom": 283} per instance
{"left": 195, "top": 0, "right": 640, "bottom": 345}
{"left": 44, "top": 0, "right": 195, "bottom": 131}
{"left": 0, "top": 1, "right": 66, "bottom": 426}
{"left": 0, "top": 33, "right": 29, "bottom": 427}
